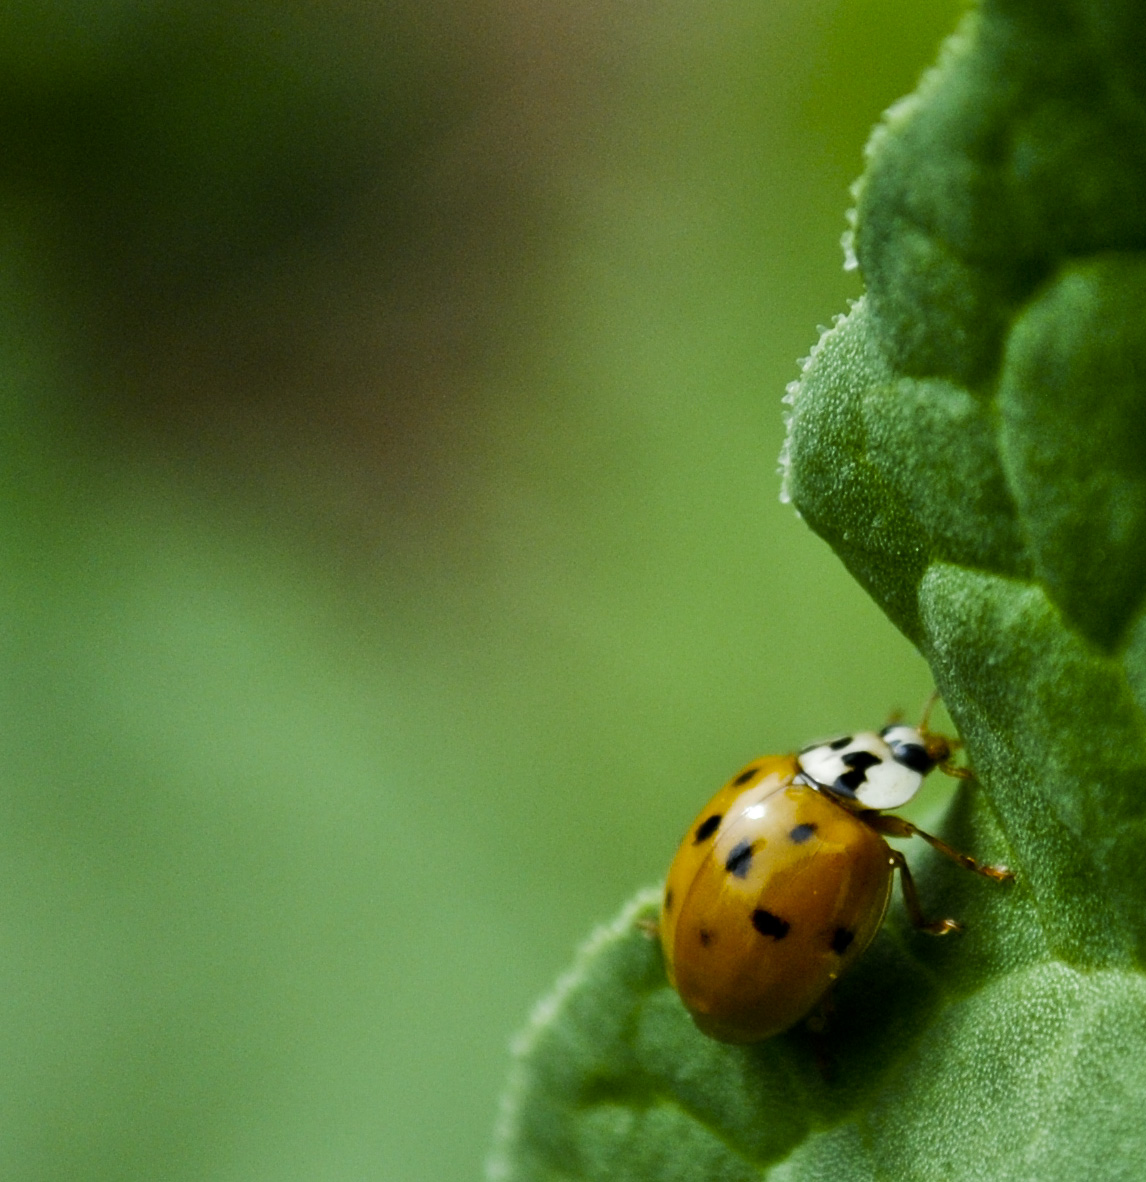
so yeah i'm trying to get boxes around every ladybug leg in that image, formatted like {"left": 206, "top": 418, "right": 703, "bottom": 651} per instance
{"left": 887, "top": 848, "right": 962, "bottom": 936}
{"left": 804, "top": 990, "right": 836, "bottom": 1035}
{"left": 870, "top": 813, "right": 1013, "bottom": 883}
{"left": 803, "top": 994, "right": 838, "bottom": 1082}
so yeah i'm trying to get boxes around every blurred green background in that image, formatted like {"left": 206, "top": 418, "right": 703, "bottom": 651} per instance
{"left": 0, "top": 2, "right": 961, "bottom": 1178}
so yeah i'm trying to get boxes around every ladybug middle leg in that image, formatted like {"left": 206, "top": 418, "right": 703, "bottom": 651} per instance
{"left": 886, "top": 848, "right": 962, "bottom": 936}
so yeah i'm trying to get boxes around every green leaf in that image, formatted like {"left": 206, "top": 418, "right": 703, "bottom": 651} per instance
{"left": 490, "top": 1, "right": 1146, "bottom": 1178}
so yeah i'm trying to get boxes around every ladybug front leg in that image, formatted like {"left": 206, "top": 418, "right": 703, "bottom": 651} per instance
{"left": 887, "top": 848, "right": 962, "bottom": 936}
{"left": 868, "top": 813, "right": 1013, "bottom": 883}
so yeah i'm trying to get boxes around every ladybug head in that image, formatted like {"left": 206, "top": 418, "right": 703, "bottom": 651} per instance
{"left": 799, "top": 729, "right": 930, "bottom": 810}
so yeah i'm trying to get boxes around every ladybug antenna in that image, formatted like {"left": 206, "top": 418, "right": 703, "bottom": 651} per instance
{"left": 918, "top": 689, "right": 941, "bottom": 735}
{"left": 918, "top": 690, "right": 971, "bottom": 779}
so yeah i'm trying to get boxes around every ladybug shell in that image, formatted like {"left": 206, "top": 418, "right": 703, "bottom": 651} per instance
{"left": 660, "top": 755, "right": 893, "bottom": 1043}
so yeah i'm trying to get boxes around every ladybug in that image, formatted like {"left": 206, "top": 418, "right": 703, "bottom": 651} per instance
{"left": 659, "top": 715, "right": 1012, "bottom": 1043}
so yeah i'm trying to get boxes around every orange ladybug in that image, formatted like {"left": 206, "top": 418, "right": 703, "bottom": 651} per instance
{"left": 660, "top": 720, "right": 1012, "bottom": 1043}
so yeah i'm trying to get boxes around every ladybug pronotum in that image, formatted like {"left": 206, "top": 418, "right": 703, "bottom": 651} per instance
{"left": 659, "top": 715, "right": 1012, "bottom": 1043}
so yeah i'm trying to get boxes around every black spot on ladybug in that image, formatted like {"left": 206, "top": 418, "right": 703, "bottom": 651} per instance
{"left": 891, "top": 742, "right": 933, "bottom": 774}
{"left": 694, "top": 814, "right": 722, "bottom": 843}
{"left": 664, "top": 888, "right": 674, "bottom": 913}
{"left": 831, "top": 927, "right": 855, "bottom": 954}
{"left": 829, "top": 735, "right": 853, "bottom": 750}
{"left": 732, "top": 766, "right": 757, "bottom": 786}
{"left": 789, "top": 823, "right": 817, "bottom": 843}
{"left": 752, "top": 909, "right": 790, "bottom": 940}
{"left": 836, "top": 750, "right": 881, "bottom": 793}
{"left": 698, "top": 928, "right": 714, "bottom": 947}
{"left": 725, "top": 840, "right": 754, "bottom": 878}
